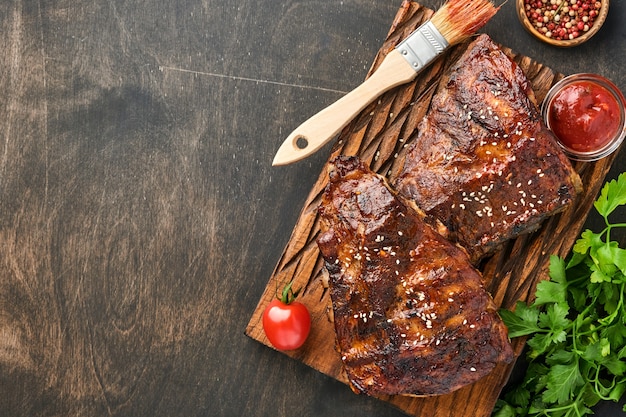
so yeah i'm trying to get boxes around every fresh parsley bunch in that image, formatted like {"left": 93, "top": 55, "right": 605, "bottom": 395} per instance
{"left": 494, "top": 173, "right": 626, "bottom": 417}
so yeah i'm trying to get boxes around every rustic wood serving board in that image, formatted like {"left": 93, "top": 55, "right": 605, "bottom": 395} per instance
{"left": 246, "top": 2, "right": 618, "bottom": 416}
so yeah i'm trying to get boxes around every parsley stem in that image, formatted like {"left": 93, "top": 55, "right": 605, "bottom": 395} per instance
{"left": 604, "top": 222, "right": 626, "bottom": 228}
{"left": 594, "top": 366, "right": 617, "bottom": 401}
{"left": 604, "top": 222, "right": 626, "bottom": 244}
{"left": 571, "top": 314, "right": 580, "bottom": 353}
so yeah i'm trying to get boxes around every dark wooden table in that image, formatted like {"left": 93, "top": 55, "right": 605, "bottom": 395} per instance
{"left": 0, "top": 1, "right": 623, "bottom": 416}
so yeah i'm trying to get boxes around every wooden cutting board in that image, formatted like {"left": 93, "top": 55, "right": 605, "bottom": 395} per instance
{"left": 245, "top": 2, "right": 617, "bottom": 416}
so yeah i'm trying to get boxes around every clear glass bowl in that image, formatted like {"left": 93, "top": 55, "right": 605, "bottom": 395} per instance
{"left": 541, "top": 73, "right": 626, "bottom": 162}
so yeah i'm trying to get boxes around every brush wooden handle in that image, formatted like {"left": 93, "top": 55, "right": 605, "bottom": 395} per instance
{"left": 272, "top": 49, "right": 417, "bottom": 166}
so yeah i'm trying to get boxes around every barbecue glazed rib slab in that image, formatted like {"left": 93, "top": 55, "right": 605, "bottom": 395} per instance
{"left": 394, "top": 34, "right": 582, "bottom": 263}
{"left": 317, "top": 156, "right": 514, "bottom": 397}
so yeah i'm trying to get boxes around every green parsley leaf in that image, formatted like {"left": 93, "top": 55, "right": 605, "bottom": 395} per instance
{"left": 602, "top": 323, "right": 626, "bottom": 348}
{"left": 499, "top": 302, "right": 540, "bottom": 338}
{"left": 581, "top": 383, "right": 602, "bottom": 408}
{"left": 542, "top": 362, "right": 584, "bottom": 404}
{"left": 609, "top": 382, "right": 626, "bottom": 402}
{"left": 527, "top": 333, "right": 553, "bottom": 359}
{"left": 503, "top": 385, "right": 531, "bottom": 410}
{"left": 538, "top": 303, "right": 570, "bottom": 336}
{"left": 609, "top": 246, "right": 626, "bottom": 276}
{"left": 568, "top": 286, "right": 588, "bottom": 311}
{"left": 598, "top": 282, "right": 620, "bottom": 316}
{"left": 492, "top": 401, "right": 518, "bottom": 417}
{"left": 546, "top": 348, "right": 575, "bottom": 366}
{"left": 566, "top": 250, "right": 588, "bottom": 269}
{"left": 603, "top": 355, "right": 626, "bottom": 377}
{"left": 534, "top": 280, "right": 566, "bottom": 306}
{"left": 533, "top": 256, "right": 568, "bottom": 306}
{"left": 594, "top": 172, "right": 626, "bottom": 218}
{"left": 594, "top": 243, "right": 619, "bottom": 276}
{"left": 525, "top": 361, "right": 549, "bottom": 390}
{"left": 549, "top": 255, "right": 567, "bottom": 283}
{"left": 582, "top": 339, "right": 608, "bottom": 363}
{"left": 573, "top": 229, "right": 602, "bottom": 256}
{"left": 590, "top": 263, "right": 611, "bottom": 284}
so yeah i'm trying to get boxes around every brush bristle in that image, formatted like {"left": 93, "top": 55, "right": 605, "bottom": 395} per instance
{"left": 431, "top": 0, "right": 499, "bottom": 45}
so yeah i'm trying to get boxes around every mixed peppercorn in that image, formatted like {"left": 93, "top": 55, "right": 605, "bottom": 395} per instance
{"left": 524, "top": 0, "right": 603, "bottom": 41}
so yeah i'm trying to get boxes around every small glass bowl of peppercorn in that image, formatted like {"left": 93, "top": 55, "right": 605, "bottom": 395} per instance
{"left": 516, "top": 0, "right": 609, "bottom": 47}
{"left": 542, "top": 73, "right": 626, "bottom": 161}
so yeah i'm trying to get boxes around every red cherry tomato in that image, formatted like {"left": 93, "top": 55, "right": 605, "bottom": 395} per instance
{"left": 262, "top": 283, "right": 311, "bottom": 350}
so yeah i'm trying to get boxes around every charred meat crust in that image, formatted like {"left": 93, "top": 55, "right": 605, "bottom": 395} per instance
{"left": 394, "top": 34, "right": 582, "bottom": 264}
{"left": 317, "top": 155, "right": 514, "bottom": 397}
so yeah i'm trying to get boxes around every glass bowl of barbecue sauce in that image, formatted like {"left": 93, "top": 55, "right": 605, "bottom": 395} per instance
{"left": 542, "top": 73, "right": 626, "bottom": 161}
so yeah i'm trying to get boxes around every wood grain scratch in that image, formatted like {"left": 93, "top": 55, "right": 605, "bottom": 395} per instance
{"left": 158, "top": 65, "right": 348, "bottom": 94}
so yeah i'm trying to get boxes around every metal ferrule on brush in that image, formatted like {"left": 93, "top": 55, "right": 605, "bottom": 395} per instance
{"left": 396, "top": 21, "right": 449, "bottom": 71}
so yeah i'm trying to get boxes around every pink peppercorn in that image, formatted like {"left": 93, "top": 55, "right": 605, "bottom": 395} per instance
{"left": 524, "top": 0, "right": 602, "bottom": 41}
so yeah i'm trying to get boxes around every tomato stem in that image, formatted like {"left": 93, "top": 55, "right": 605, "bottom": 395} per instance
{"left": 277, "top": 280, "right": 301, "bottom": 304}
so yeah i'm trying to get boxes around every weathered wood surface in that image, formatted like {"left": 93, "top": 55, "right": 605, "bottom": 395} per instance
{"left": 0, "top": 0, "right": 624, "bottom": 416}
{"left": 246, "top": 2, "right": 626, "bottom": 417}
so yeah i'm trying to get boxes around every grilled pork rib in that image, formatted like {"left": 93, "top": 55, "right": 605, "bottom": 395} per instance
{"left": 317, "top": 156, "right": 514, "bottom": 397}
{"left": 394, "top": 34, "right": 582, "bottom": 263}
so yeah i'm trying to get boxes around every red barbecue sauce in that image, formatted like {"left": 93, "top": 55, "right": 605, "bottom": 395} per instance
{"left": 547, "top": 80, "right": 621, "bottom": 153}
